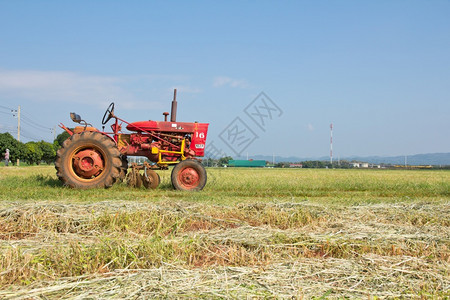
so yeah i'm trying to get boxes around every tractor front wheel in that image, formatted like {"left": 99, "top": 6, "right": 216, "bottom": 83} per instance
{"left": 171, "top": 160, "right": 207, "bottom": 191}
{"left": 55, "top": 131, "right": 122, "bottom": 189}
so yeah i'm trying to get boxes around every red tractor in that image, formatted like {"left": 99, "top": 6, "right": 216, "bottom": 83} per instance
{"left": 55, "top": 89, "right": 209, "bottom": 191}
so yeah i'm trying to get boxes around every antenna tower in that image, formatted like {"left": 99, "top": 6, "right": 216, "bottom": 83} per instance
{"left": 330, "top": 123, "right": 333, "bottom": 164}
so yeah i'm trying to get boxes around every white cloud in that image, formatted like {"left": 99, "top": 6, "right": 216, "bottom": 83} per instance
{"left": 0, "top": 69, "right": 186, "bottom": 110}
{"left": 307, "top": 123, "right": 314, "bottom": 131}
{"left": 0, "top": 70, "right": 131, "bottom": 107}
{"left": 213, "top": 76, "right": 249, "bottom": 89}
{"left": 170, "top": 85, "right": 202, "bottom": 94}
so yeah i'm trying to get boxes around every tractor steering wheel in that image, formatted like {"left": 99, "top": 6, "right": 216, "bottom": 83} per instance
{"left": 102, "top": 102, "right": 115, "bottom": 125}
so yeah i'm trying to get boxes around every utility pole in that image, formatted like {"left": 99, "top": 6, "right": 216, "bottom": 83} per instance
{"left": 330, "top": 123, "right": 333, "bottom": 165}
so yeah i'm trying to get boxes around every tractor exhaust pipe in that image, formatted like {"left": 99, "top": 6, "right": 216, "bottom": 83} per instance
{"left": 170, "top": 89, "right": 177, "bottom": 122}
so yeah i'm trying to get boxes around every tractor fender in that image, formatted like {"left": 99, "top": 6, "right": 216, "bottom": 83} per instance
{"left": 73, "top": 126, "right": 99, "bottom": 134}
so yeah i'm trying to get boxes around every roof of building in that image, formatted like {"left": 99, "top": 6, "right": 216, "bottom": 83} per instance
{"left": 228, "top": 160, "right": 266, "bottom": 167}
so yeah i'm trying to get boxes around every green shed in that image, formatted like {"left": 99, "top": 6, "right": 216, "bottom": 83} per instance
{"left": 228, "top": 160, "right": 266, "bottom": 167}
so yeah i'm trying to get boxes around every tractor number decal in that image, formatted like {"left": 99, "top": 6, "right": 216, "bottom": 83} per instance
{"left": 195, "top": 132, "right": 205, "bottom": 139}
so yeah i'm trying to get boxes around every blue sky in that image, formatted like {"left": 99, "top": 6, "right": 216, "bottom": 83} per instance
{"left": 0, "top": 1, "right": 449, "bottom": 158}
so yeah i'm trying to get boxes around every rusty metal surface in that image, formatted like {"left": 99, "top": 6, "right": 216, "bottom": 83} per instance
{"left": 126, "top": 162, "right": 161, "bottom": 189}
{"left": 126, "top": 163, "right": 142, "bottom": 188}
{"left": 142, "top": 168, "right": 160, "bottom": 189}
{"left": 59, "top": 87, "right": 208, "bottom": 191}
{"left": 72, "top": 149, "right": 103, "bottom": 178}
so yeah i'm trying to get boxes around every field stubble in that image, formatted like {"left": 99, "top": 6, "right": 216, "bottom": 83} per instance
{"left": 0, "top": 166, "right": 448, "bottom": 298}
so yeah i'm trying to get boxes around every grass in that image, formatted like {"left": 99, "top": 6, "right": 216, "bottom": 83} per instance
{"left": 0, "top": 166, "right": 449, "bottom": 298}
{"left": 0, "top": 166, "right": 448, "bottom": 203}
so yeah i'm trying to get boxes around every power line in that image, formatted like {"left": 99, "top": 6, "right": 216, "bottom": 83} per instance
{"left": 0, "top": 130, "right": 17, "bottom": 133}
{"left": 21, "top": 128, "right": 49, "bottom": 142}
{"left": 22, "top": 115, "right": 52, "bottom": 130}
{"left": 0, "top": 125, "right": 52, "bottom": 142}
{"left": 1, "top": 105, "right": 55, "bottom": 143}
{"left": 21, "top": 110, "right": 53, "bottom": 130}
{"left": 0, "top": 124, "right": 17, "bottom": 130}
{"left": 1, "top": 106, "right": 53, "bottom": 130}
{"left": 0, "top": 128, "right": 45, "bottom": 142}
{"left": 0, "top": 105, "right": 13, "bottom": 111}
{"left": 0, "top": 111, "right": 14, "bottom": 116}
{"left": 20, "top": 133, "right": 42, "bottom": 141}
{"left": 21, "top": 117, "right": 53, "bottom": 132}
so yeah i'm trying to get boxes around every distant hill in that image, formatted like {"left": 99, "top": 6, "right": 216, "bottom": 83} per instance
{"left": 237, "top": 153, "right": 450, "bottom": 166}
{"left": 340, "top": 153, "right": 450, "bottom": 166}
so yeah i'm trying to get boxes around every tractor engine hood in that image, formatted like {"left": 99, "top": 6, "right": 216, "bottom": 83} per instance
{"left": 126, "top": 120, "right": 208, "bottom": 134}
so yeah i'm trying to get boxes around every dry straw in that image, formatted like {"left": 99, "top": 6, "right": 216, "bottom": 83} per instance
{"left": 1, "top": 200, "right": 448, "bottom": 298}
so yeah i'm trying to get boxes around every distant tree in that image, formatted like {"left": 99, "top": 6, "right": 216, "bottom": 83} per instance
{"left": 275, "top": 162, "right": 291, "bottom": 168}
{"left": 24, "top": 142, "right": 43, "bottom": 165}
{"left": 218, "top": 156, "right": 233, "bottom": 166}
{"left": 55, "top": 131, "right": 71, "bottom": 148}
{"left": 0, "top": 132, "right": 17, "bottom": 157}
{"left": 302, "top": 160, "right": 330, "bottom": 168}
{"left": 38, "top": 141, "right": 56, "bottom": 164}
{"left": 333, "top": 160, "right": 352, "bottom": 169}
{"left": 202, "top": 157, "right": 218, "bottom": 167}
{"left": 0, "top": 132, "right": 26, "bottom": 165}
{"left": 53, "top": 140, "right": 60, "bottom": 152}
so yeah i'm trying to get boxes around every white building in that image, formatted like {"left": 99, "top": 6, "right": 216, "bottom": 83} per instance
{"left": 351, "top": 162, "right": 369, "bottom": 168}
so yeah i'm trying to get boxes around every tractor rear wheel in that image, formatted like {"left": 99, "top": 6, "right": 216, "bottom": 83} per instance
{"left": 55, "top": 131, "right": 122, "bottom": 189}
{"left": 171, "top": 160, "right": 207, "bottom": 191}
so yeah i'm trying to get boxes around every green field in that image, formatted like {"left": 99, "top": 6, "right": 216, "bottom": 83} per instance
{"left": 0, "top": 166, "right": 449, "bottom": 298}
